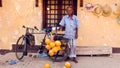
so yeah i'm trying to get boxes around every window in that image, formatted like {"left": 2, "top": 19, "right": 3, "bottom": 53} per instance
{"left": 42, "top": 0, "right": 77, "bottom": 28}
{"left": 35, "top": 0, "right": 39, "bottom": 7}
{"left": 80, "top": 0, "right": 83, "bottom": 7}
{"left": 0, "top": 0, "right": 2, "bottom": 7}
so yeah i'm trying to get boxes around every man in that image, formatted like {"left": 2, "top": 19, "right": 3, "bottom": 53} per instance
{"left": 59, "top": 6, "right": 80, "bottom": 63}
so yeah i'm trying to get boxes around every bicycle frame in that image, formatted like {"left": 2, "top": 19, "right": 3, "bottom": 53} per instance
{"left": 22, "top": 26, "right": 53, "bottom": 56}
{"left": 16, "top": 26, "right": 70, "bottom": 62}
{"left": 23, "top": 36, "right": 28, "bottom": 56}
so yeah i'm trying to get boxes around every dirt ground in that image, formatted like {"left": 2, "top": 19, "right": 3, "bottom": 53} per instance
{"left": 0, "top": 53, "right": 120, "bottom": 68}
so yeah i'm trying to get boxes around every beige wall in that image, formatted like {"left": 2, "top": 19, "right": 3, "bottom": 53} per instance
{"left": 77, "top": 0, "right": 120, "bottom": 47}
{"left": 0, "top": 0, "right": 43, "bottom": 49}
{"left": 0, "top": 0, "right": 120, "bottom": 49}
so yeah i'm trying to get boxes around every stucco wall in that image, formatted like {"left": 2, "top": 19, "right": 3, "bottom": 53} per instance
{"left": 0, "top": 0, "right": 43, "bottom": 49}
{"left": 77, "top": 0, "right": 120, "bottom": 47}
{"left": 0, "top": 0, "right": 120, "bottom": 49}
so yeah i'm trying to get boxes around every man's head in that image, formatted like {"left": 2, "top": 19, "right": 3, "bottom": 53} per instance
{"left": 66, "top": 6, "right": 73, "bottom": 15}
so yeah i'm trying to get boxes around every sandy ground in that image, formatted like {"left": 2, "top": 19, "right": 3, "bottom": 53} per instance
{"left": 0, "top": 53, "right": 120, "bottom": 68}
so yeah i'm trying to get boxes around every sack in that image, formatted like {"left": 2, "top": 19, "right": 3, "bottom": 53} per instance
{"left": 26, "top": 33, "right": 35, "bottom": 46}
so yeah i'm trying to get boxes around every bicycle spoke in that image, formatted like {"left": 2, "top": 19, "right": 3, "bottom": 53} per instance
{"left": 54, "top": 52, "right": 59, "bottom": 60}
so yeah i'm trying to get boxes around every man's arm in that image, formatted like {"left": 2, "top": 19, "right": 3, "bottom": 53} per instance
{"left": 75, "top": 16, "right": 80, "bottom": 39}
{"left": 59, "top": 16, "right": 65, "bottom": 30}
{"left": 75, "top": 28, "right": 78, "bottom": 39}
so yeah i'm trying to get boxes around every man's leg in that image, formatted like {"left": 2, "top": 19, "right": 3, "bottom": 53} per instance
{"left": 65, "top": 39, "right": 72, "bottom": 61}
{"left": 72, "top": 39, "right": 78, "bottom": 63}
{"left": 69, "top": 39, "right": 78, "bottom": 63}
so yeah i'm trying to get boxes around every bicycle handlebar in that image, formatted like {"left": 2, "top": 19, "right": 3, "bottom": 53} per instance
{"left": 22, "top": 25, "right": 35, "bottom": 30}
{"left": 42, "top": 27, "right": 52, "bottom": 33}
{"left": 34, "top": 26, "right": 39, "bottom": 31}
{"left": 22, "top": 25, "right": 52, "bottom": 34}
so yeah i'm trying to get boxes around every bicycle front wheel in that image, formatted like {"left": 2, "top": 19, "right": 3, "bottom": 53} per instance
{"left": 15, "top": 35, "right": 28, "bottom": 60}
{"left": 49, "top": 44, "right": 70, "bottom": 62}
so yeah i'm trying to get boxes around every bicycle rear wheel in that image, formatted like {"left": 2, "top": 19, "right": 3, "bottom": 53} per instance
{"left": 15, "top": 36, "right": 28, "bottom": 60}
{"left": 49, "top": 44, "right": 70, "bottom": 62}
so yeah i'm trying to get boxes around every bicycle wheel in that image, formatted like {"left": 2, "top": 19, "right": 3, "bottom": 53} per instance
{"left": 49, "top": 44, "right": 70, "bottom": 62}
{"left": 15, "top": 35, "right": 28, "bottom": 60}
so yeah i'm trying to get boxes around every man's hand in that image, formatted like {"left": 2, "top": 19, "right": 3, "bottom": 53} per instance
{"left": 75, "top": 34, "right": 78, "bottom": 39}
{"left": 75, "top": 28, "right": 78, "bottom": 39}
{"left": 58, "top": 26, "right": 63, "bottom": 31}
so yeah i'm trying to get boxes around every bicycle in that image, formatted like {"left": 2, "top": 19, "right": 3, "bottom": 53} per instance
{"left": 15, "top": 25, "right": 70, "bottom": 62}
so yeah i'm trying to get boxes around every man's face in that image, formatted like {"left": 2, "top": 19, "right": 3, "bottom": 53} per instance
{"left": 67, "top": 7, "right": 73, "bottom": 15}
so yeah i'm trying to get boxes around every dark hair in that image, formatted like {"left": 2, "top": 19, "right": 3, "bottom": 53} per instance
{"left": 66, "top": 6, "right": 73, "bottom": 12}
{"left": 66, "top": 6, "right": 74, "bottom": 14}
